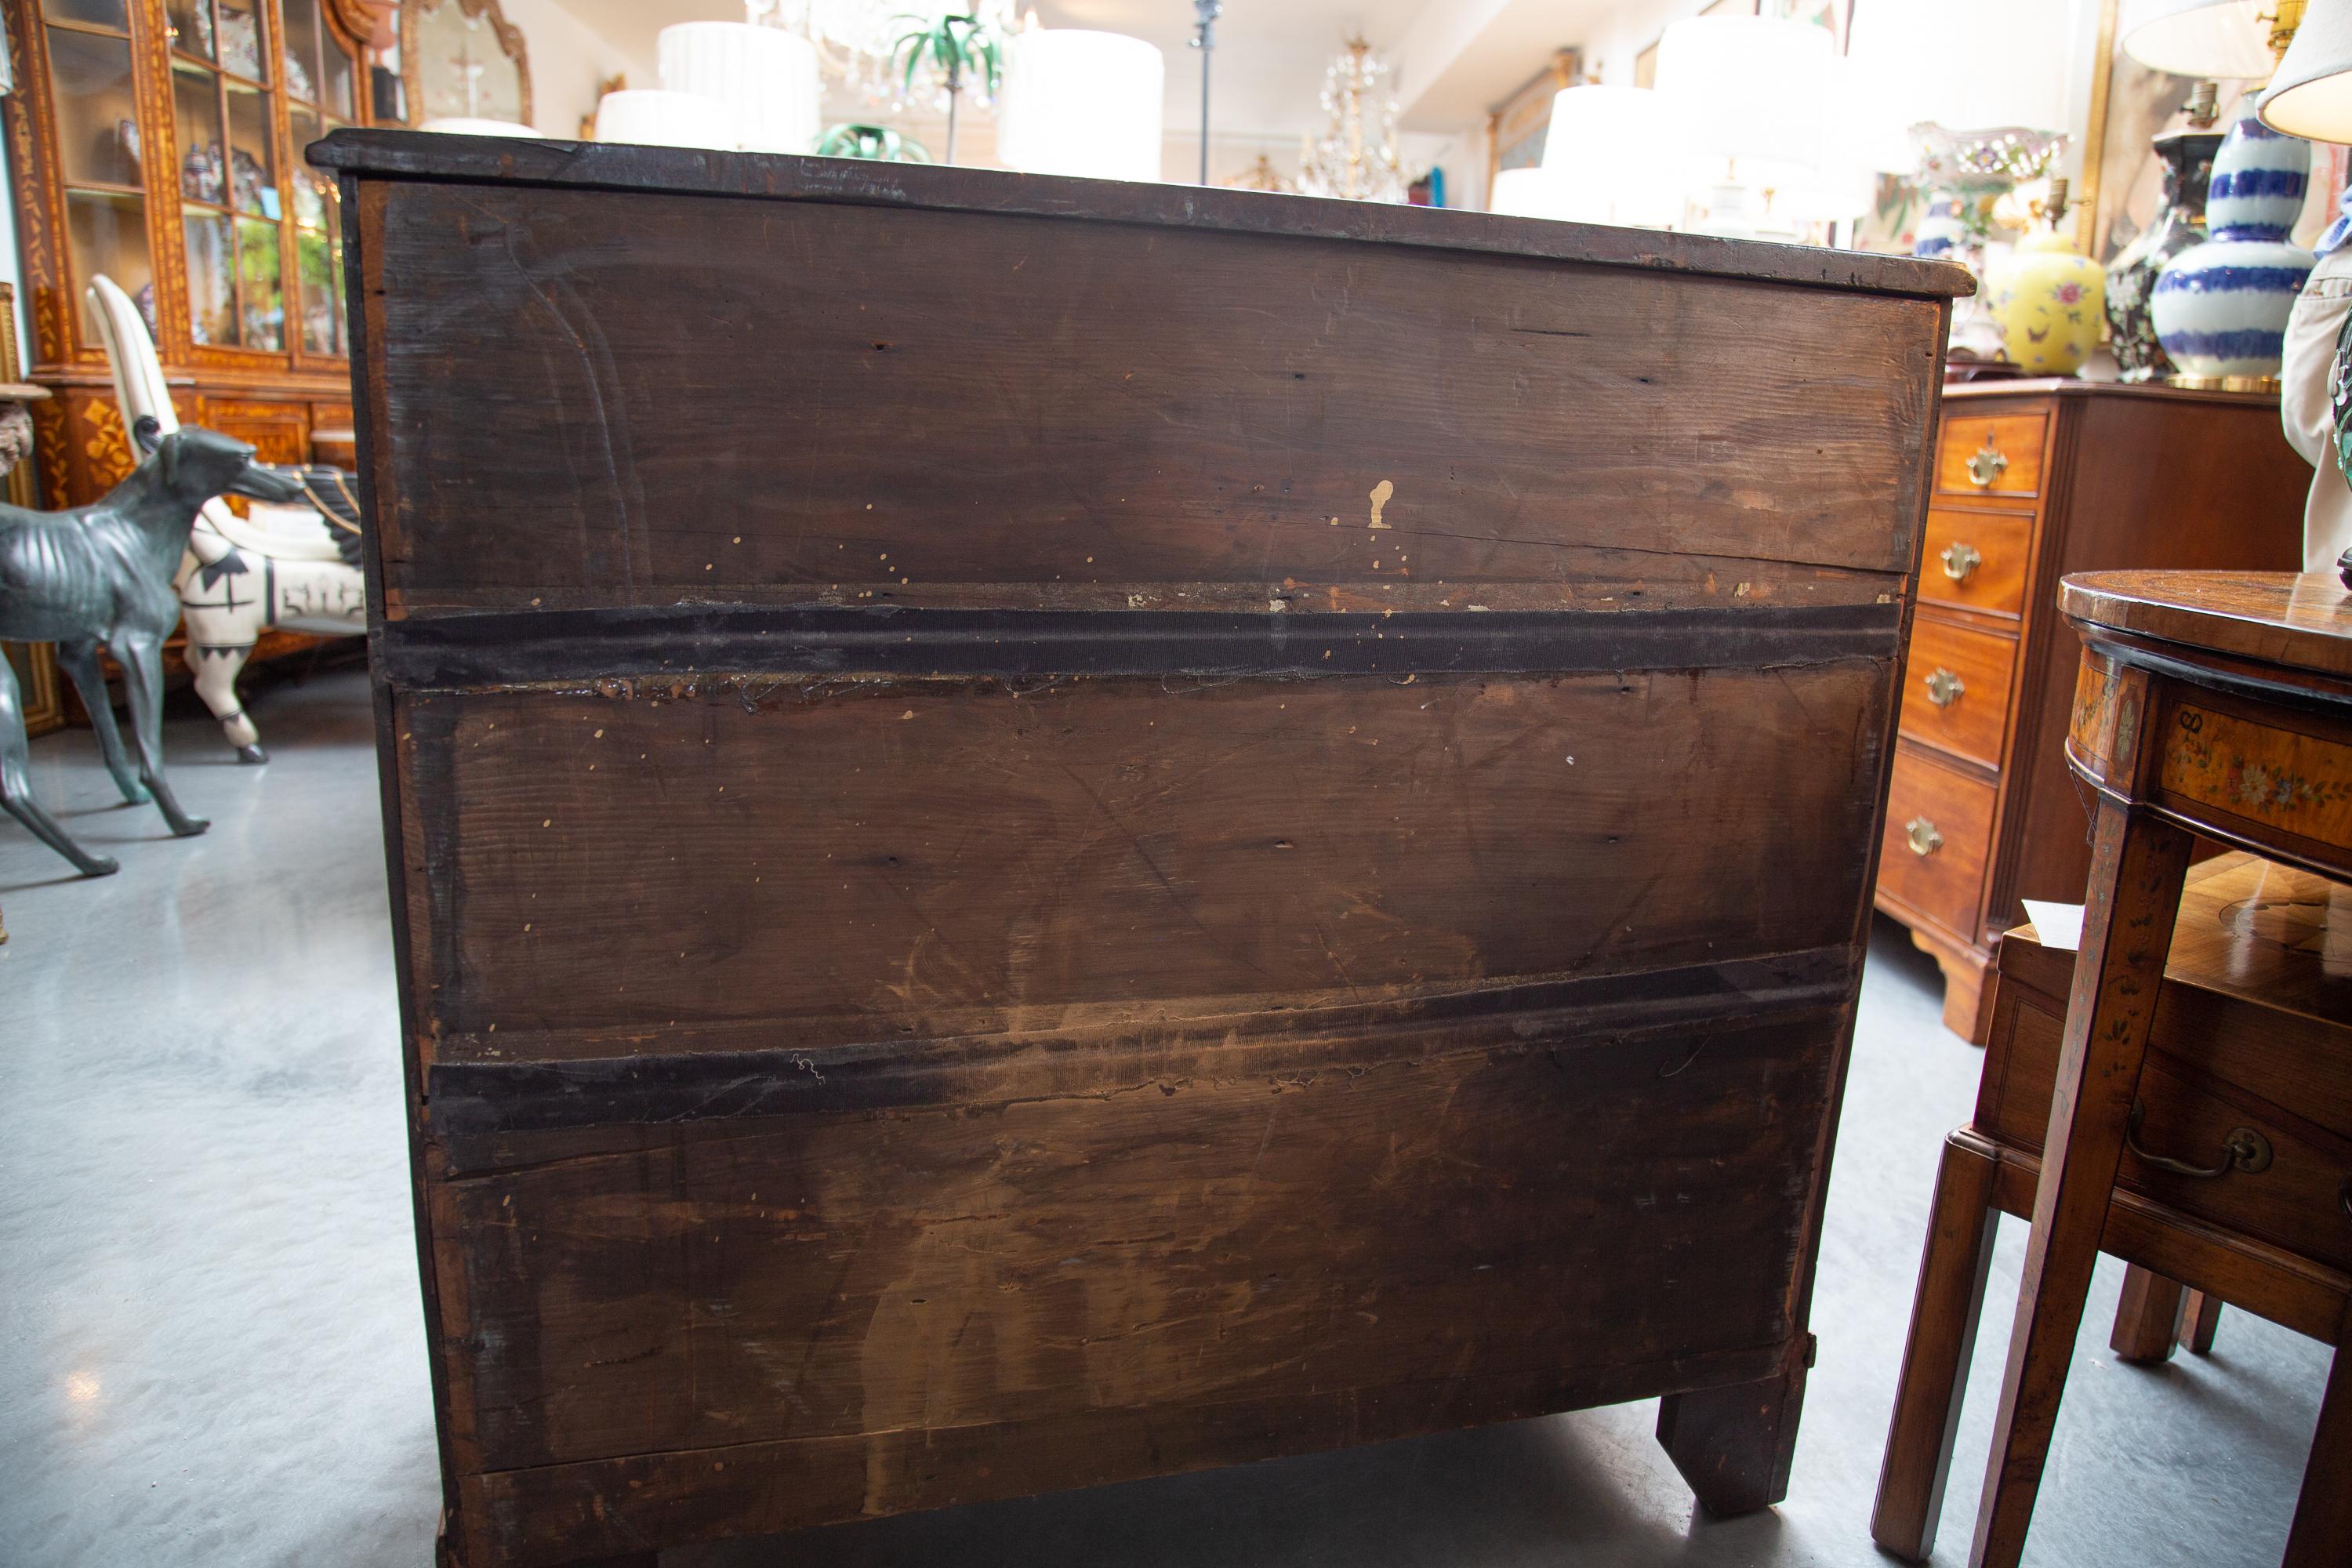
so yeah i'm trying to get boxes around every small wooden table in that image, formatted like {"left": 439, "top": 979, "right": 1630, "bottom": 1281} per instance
{"left": 1876, "top": 568, "right": 2352, "bottom": 1567}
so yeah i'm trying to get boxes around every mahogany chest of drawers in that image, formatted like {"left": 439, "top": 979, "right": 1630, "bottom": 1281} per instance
{"left": 1873, "top": 381, "right": 2307, "bottom": 1041}
{"left": 317, "top": 129, "right": 1966, "bottom": 1567}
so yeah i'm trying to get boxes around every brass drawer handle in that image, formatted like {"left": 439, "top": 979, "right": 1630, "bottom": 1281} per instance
{"left": 1904, "top": 816, "right": 1942, "bottom": 857}
{"left": 1965, "top": 444, "right": 2009, "bottom": 487}
{"left": 1940, "top": 541, "right": 1983, "bottom": 581}
{"left": 2127, "top": 1101, "right": 2273, "bottom": 1178}
{"left": 1925, "top": 667, "right": 1965, "bottom": 708}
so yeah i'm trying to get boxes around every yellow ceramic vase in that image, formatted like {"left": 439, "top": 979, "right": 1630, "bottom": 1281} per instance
{"left": 1991, "top": 190, "right": 2104, "bottom": 375}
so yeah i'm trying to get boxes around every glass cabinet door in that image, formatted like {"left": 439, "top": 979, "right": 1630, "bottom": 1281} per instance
{"left": 278, "top": 0, "right": 353, "bottom": 357}
{"left": 41, "top": 0, "right": 156, "bottom": 336}
{"left": 165, "top": 0, "right": 281, "bottom": 348}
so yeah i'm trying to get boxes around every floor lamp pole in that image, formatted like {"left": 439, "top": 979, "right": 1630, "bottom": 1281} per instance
{"left": 1192, "top": 0, "right": 1221, "bottom": 185}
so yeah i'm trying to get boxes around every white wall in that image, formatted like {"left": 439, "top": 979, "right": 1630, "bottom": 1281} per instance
{"left": 503, "top": 0, "right": 653, "bottom": 139}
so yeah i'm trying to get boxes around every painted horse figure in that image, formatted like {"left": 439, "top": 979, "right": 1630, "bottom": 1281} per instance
{"left": 0, "top": 426, "right": 305, "bottom": 875}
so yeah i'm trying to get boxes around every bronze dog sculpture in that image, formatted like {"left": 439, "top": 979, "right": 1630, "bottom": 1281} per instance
{"left": 0, "top": 426, "right": 305, "bottom": 876}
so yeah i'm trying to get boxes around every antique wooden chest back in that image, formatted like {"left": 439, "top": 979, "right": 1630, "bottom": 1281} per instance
{"left": 316, "top": 129, "right": 1965, "bottom": 1568}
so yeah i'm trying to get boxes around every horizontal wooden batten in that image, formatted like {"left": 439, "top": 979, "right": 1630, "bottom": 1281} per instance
{"left": 376, "top": 601, "right": 1904, "bottom": 687}
{"left": 423, "top": 946, "right": 1860, "bottom": 1135}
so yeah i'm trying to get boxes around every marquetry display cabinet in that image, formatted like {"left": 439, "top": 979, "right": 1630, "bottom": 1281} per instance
{"left": 1872, "top": 380, "right": 2307, "bottom": 1042}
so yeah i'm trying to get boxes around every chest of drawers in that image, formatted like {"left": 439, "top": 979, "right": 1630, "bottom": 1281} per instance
{"left": 1874, "top": 382, "right": 2307, "bottom": 1040}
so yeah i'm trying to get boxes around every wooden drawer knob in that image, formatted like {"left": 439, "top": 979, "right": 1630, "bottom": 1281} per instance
{"left": 1925, "top": 667, "right": 1965, "bottom": 708}
{"left": 1940, "top": 541, "right": 1983, "bottom": 581}
{"left": 1904, "top": 816, "right": 1943, "bottom": 857}
{"left": 1965, "top": 444, "right": 2008, "bottom": 487}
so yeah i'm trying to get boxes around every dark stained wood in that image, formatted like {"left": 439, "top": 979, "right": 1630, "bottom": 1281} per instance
{"left": 1872, "top": 1135, "right": 2002, "bottom": 1561}
{"left": 309, "top": 129, "right": 1974, "bottom": 302}
{"left": 328, "top": 129, "right": 1956, "bottom": 1566}
{"left": 1875, "top": 385, "right": 2310, "bottom": 1041}
{"left": 2107, "top": 1265, "right": 2185, "bottom": 1363}
{"left": 1657, "top": 1356, "right": 1811, "bottom": 1517}
{"left": 2180, "top": 1288, "right": 2224, "bottom": 1354}
{"left": 2063, "top": 570, "right": 2352, "bottom": 683}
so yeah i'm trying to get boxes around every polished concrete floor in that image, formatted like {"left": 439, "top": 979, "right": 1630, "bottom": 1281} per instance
{"left": 0, "top": 669, "right": 2329, "bottom": 1567}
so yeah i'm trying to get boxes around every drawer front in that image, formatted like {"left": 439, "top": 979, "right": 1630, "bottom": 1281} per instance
{"left": 1921, "top": 508, "right": 2031, "bottom": 616}
{"left": 1879, "top": 746, "right": 1994, "bottom": 940}
{"left": 1985, "top": 996, "right": 2352, "bottom": 1274}
{"left": 1899, "top": 616, "right": 2018, "bottom": 768}
{"left": 1936, "top": 413, "right": 2046, "bottom": 499}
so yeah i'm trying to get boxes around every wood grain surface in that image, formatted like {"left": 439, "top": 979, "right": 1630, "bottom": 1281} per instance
{"left": 332, "top": 131, "right": 1954, "bottom": 1566}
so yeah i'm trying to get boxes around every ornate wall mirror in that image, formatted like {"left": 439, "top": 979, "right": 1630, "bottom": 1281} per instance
{"left": 401, "top": 0, "right": 528, "bottom": 128}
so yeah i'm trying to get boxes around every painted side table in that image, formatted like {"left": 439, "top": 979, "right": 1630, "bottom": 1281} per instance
{"left": 1889, "top": 568, "right": 2351, "bottom": 1567}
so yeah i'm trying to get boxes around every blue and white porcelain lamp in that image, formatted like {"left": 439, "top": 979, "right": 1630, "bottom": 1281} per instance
{"left": 2148, "top": 105, "right": 2316, "bottom": 385}
{"left": 2129, "top": 0, "right": 2318, "bottom": 387}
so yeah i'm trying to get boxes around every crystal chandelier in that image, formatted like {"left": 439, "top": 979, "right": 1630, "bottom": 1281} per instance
{"left": 750, "top": 1, "right": 1019, "bottom": 114}
{"left": 1298, "top": 38, "right": 1407, "bottom": 203}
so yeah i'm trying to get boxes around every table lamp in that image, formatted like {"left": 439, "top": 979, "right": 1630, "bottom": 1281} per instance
{"left": 998, "top": 29, "right": 1167, "bottom": 183}
{"left": 658, "top": 21, "right": 822, "bottom": 154}
{"left": 1537, "top": 84, "right": 1681, "bottom": 228}
{"left": 2128, "top": 0, "right": 2314, "bottom": 387}
{"left": 1653, "top": 16, "right": 1831, "bottom": 240}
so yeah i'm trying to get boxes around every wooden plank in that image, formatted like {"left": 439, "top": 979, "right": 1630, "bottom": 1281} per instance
{"left": 309, "top": 129, "right": 1973, "bottom": 302}
{"left": 457, "top": 1341, "right": 1792, "bottom": 1568}
{"left": 397, "top": 662, "right": 1892, "bottom": 1062}
{"left": 432, "top": 1006, "right": 1840, "bottom": 1476}
{"left": 362, "top": 180, "right": 1943, "bottom": 613}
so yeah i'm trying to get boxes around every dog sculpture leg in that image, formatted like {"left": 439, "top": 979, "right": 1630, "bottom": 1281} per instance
{"left": 109, "top": 630, "right": 206, "bottom": 837}
{"left": 52, "top": 638, "right": 149, "bottom": 804}
{"left": 0, "top": 652, "right": 118, "bottom": 876}
{"left": 188, "top": 641, "right": 265, "bottom": 764}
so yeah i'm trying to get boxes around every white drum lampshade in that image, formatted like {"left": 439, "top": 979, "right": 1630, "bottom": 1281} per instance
{"left": 2263, "top": 0, "right": 2352, "bottom": 140}
{"left": 1489, "top": 167, "right": 1566, "bottom": 218}
{"left": 999, "top": 29, "right": 1166, "bottom": 183}
{"left": 2122, "top": 0, "right": 2281, "bottom": 78}
{"left": 593, "top": 89, "right": 733, "bottom": 150}
{"left": 1655, "top": 16, "right": 1832, "bottom": 180}
{"left": 1538, "top": 85, "right": 1680, "bottom": 227}
{"left": 658, "top": 20, "right": 822, "bottom": 154}
{"left": 418, "top": 117, "right": 544, "bottom": 138}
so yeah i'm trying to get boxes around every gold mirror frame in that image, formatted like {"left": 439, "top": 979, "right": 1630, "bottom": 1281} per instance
{"left": 401, "top": 0, "right": 532, "bottom": 129}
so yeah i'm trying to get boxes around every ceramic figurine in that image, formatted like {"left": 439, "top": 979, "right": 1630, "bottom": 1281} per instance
{"left": 2151, "top": 103, "right": 2314, "bottom": 385}
{"left": 1913, "top": 193, "right": 1962, "bottom": 261}
{"left": 0, "top": 426, "right": 303, "bottom": 876}
{"left": 2105, "top": 101, "right": 2224, "bottom": 381}
{"left": 1991, "top": 179, "right": 2104, "bottom": 376}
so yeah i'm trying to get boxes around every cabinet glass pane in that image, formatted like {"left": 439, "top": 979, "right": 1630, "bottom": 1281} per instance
{"left": 171, "top": 62, "right": 226, "bottom": 203}
{"left": 65, "top": 190, "right": 153, "bottom": 334}
{"left": 281, "top": 0, "right": 320, "bottom": 103}
{"left": 234, "top": 215, "right": 282, "bottom": 349}
{"left": 42, "top": 0, "right": 129, "bottom": 29}
{"left": 289, "top": 103, "right": 338, "bottom": 354}
{"left": 225, "top": 82, "right": 278, "bottom": 218}
{"left": 216, "top": 0, "right": 263, "bottom": 82}
{"left": 183, "top": 207, "right": 235, "bottom": 345}
{"left": 325, "top": 42, "right": 355, "bottom": 118}
{"left": 46, "top": 27, "right": 142, "bottom": 188}
{"left": 164, "top": 0, "right": 213, "bottom": 60}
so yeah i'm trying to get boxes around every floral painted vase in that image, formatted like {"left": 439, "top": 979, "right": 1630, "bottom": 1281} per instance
{"left": 2104, "top": 125, "right": 2222, "bottom": 381}
{"left": 1991, "top": 181, "right": 2103, "bottom": 375}
{"left": 2151, "top": 103, "right": 2314, "bottom": 384}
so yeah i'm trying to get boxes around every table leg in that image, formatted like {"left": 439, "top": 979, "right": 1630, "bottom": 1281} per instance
{"left": 1969, "top": 800, "right": 2192, "bottom": 1568}
{"left": 2283, "top": 1307, "right": 2352, "bottom": 1567}
{"left": 2109, "top": 1265, "right": 2185, "bottom": 1364}
{"left": 1872, "top": 1134, "right": 2002, "bottom": 1562}
{"left": 2178, "top": 1288, "right": 2223, "bottom": 1356}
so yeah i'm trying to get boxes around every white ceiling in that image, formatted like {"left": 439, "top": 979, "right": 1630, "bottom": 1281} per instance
{"left": 555, "top": 0, "right": 1448, "bottom": 136}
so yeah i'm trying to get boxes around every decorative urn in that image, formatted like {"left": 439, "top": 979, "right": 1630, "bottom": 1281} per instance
{"left": 1991, "top": 178, "right": 2105, "bottom": 375}
{"left": 2104, "top": 110, "right": 2224, "bottom": 380}
{"left": 2151, "top": 103, "right": 2315, "bottom": 387}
